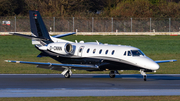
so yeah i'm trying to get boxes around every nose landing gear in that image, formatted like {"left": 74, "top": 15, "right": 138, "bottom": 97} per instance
{"left": 143, "top": 75, "right": 147, "bottom": 81}
{"left": 140, "top": 70, "right": 147, "bottom": 81}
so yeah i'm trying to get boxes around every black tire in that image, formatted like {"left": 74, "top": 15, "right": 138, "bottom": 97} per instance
{"left": 64, "top": 72, "right": 70, "bottom": 78}
{"left": 109, "top": 71, "right": 115, "bottom": 78}
{"left": 143, "top": 75, "right": 147, "bottom": 81}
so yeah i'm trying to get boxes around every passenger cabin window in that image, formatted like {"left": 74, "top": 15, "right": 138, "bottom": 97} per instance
{"left": 112, "top": 50, "right": 115, "bottom": 55}
{"left": 105, "top": 50, "right": 108, "bottom": 54}
{"left": 87, "top": 48, "right": 90, "bottom": 53}
{"left": 79, "top": 48, "right": 83, "bottom": 52}
{"left": 99, "top": 49, "right": 102, "bottom": 54}
{"left": 93, "top": 49, "right": 96, "bottom": 54}
{"left": 128, "top": 51, "right": 131, "bottom": 56}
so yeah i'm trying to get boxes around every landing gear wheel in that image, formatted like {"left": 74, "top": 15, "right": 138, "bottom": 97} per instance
{"left": 109, "top": 71, "right": 115, "bottom": 78}
{"left": 64, "top": 71, "right": 70, "bottom": 78}
{"left": 140, "top": 70, "right": 147, "bottom": 81}
{"left": 143, "top": 75, "right": 147, "bottom": 81}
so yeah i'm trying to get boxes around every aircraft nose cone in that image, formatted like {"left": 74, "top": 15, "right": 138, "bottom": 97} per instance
{"left": 151, "top": 63, "right": 160, "bottom": 70}
{"left": 145, "top": 59, "right": 160, "bottom": 70}
{"left": 135, "top": 57, "right": 160, "bottom": 70}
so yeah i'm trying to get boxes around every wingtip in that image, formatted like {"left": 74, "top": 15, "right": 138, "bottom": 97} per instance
{"left": 173, "top": 60, "right": 177, "bottom": 62}
{"left": 4, "top": 60, "right": 11, "bottom": 62}
{"left": 170, "top": 59, "right": 177, "bottom": 62}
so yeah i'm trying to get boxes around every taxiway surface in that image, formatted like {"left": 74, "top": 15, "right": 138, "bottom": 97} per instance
{"left": 0, "top": 74, "right": 180, "bottom": 97}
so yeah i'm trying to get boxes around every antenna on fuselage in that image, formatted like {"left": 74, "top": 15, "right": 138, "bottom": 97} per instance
{"left": 75, "top": 40, "right": 78, "bottom": 43}
{"left": 96, "top": 40, "right": 99, "bottom": 45}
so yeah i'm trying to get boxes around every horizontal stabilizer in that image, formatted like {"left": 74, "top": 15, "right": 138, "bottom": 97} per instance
{"left": 9, "top": 32, "right": 51, "bottom": 41}
{"left": 9, "top": 32, "right": 35, "bottom": 39}
{"left": 5, "top": 60, "right": 99, "bottom": 70}
{"left": 52, "top": 32, "right": 76, "bottom": 38}
{"left": 155, "top": 59, "right": 177, "bottom": 63}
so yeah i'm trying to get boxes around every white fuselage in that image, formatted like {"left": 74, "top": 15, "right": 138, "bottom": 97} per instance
{"left": 37, "top": 41, "right": 159, "bottom": 71}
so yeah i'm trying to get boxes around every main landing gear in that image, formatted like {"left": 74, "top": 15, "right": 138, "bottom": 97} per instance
{"left": 61, "top": 68, "right": 72, "bottom": 78}
{"left": 140, "top": 70, "right": 147, "bottom": 81}
{"left": 64, "top": 71, "right": 70, "bottom": 78}
{"left": 109, "top": 70, "right": 120, "bottom": 78}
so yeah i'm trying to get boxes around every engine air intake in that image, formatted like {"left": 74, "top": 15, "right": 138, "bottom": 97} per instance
{"left": 65, "top": 43, "right": 73, "bottom": 54}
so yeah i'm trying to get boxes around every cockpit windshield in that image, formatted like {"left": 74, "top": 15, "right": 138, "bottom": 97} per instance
{"left": 131, "top": 50, "right": 145, "bottom": 56}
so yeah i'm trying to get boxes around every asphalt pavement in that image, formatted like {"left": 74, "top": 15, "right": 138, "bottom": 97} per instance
{"left": 0, "top": 74, "right": 180, "bottom": 97}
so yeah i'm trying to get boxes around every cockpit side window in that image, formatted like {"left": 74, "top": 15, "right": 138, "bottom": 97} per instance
{"left": 131, "top": 50, "right": 145, "bottom": 56}
{"left": 124, "top": 51, "right": 126, "bottom": 56}
{"left": 128, "top": 51, "right": 131, "bottom": 56}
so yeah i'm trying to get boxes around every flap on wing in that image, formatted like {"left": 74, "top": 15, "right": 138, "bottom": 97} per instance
{"left": 52, "top": 32, "right": 76, "bottom": 38}
{"left": 5, "top": 60, "right": 99, "bottom": 70}
{"left": 155, "top": 59, "right": 177, "bottom": 63}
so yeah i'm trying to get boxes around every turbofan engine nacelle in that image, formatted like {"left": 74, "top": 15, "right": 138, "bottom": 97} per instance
{"left": 48, "top": 42, "right": 75, "bottom": 55}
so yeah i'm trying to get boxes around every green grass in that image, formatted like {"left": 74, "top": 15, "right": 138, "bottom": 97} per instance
{"left": 0, "top": 35, "right": 180, "bottom": 74}
{"left": 0, "top": 96, "right": 180, "bottom": 101}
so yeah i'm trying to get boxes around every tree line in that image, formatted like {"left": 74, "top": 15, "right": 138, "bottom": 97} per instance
{"left": 0, "top": 0, "right": 180, "bottom": 18}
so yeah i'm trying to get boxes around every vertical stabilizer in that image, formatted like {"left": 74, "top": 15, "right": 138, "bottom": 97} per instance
{"left": 29, "top": 10, "right": 52, "bottom": 44}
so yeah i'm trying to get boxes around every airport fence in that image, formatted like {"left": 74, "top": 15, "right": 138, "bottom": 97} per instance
{"left": 0, "top": 16, "right": 180, "bottom": 32}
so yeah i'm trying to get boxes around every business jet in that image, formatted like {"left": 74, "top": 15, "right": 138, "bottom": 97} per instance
{"left": 5, "top": 10, "right": 176, "bottom": 81}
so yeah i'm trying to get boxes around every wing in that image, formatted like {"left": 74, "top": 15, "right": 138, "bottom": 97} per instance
{"left": 5, "top": 60, "right": 99, "bottom": 71}
{"left": 155, "top": 59, "right": 177, "bottom": 63}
